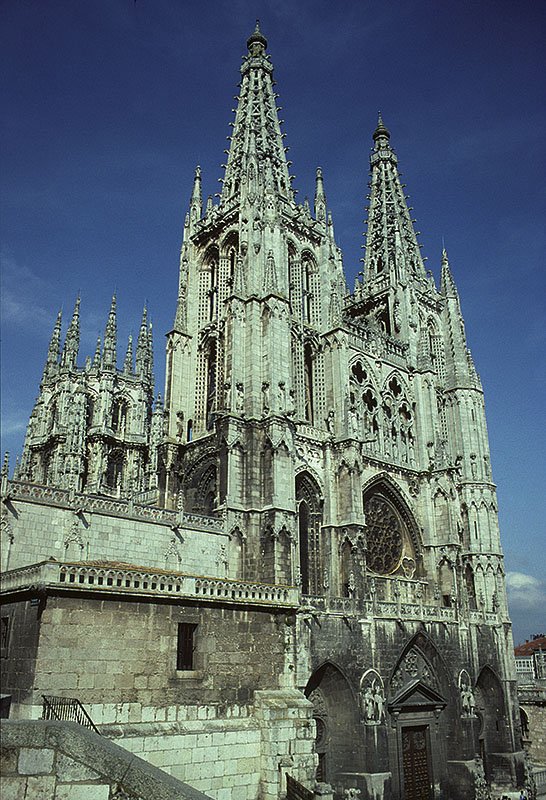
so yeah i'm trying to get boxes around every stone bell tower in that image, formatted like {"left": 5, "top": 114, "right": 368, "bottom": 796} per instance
{"left": 160, "top": 23, "right": 348, "bottom": 584}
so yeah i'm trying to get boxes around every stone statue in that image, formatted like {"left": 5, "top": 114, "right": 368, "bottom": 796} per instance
{"left": 176, "top": 410, "right": 184, "bottom": 441}
{"left": 262, "top": 382, "right": 270, "bottom": 414}
{"left": 235, "top": 383, "right": 244, "bottom": 414}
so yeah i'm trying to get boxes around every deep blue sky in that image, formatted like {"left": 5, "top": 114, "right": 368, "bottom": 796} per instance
{"left": 1, "top": 0, "right": 544, "bottom": 643}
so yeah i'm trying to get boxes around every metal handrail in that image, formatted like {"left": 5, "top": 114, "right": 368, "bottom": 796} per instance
{"left": 41, "top": 694, "right": 99, "bottom": 734}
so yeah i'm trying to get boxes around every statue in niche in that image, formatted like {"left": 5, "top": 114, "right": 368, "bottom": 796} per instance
{"left": 344, "top": 790, "right": 360, "bottom": 800}
{"left": 235, "top": 383, "right": 245, "bottom": 414}
{"left": 460, "top": 682, "right": 477, "bottom": 717}
{"left": 361, "top": 677, "right": 386, "bottom": 724}
{"left": 349, "top": 405, "right": 360, "bottom": 437}
{"left": 223, "top": 382, "right": 231, "bottom": 411}
{"left": 393, "top": 298, "right": 401, "bottom": 333}
{"left": 176, "top": 410, "right": 184, "bottom": 441}
{"left": 286, "top": 389, "right": 296, "bottom": 417}
{"left": 277, "top": 381, "right": 286, "bottom": 413}
{"left": 262, "top": 382, "right": 270, "bottom": 414}
{"left": 325, "top": 408, "right": 335, "bottom": 436}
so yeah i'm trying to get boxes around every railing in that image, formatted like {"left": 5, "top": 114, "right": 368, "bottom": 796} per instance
{"left": 535, "top": 766, "right": 546, "bottom": 795}
{"left": 1, "top": 561, "right": 300, "bottom": 609}
{"left": 4, "top": 479, "right": 224, "bottom": 532}
{"left": 286, "top": 774, "right": 314, "bottom": 800}
{"left": 41, "top": 695, "right": 99, "bottom": 734}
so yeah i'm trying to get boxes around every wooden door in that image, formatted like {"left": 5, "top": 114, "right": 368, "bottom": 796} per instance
{"left": 402, "top": 725, "right": 432, "bottom": 800}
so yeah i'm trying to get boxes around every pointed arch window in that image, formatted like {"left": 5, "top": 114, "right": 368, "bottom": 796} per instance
{"left": 205, "top": 342, "right": 217, "bottom": 430}
{"left": 106, "top": 448, "right": 124, "bottom": 489}
{"left": 112, "top": 398, "right": 128, "bottom": 434}
{"left": 304, "top": 342, "right": 314, "bottom": 424}
{"left": 208, "top": 256, "right": 217, "bottom": 321}
{"left": 296, "top": 472, "right": 323, "bottom": 595}
{"left": 302, "top": 257, "right": 312, "bottom": 323}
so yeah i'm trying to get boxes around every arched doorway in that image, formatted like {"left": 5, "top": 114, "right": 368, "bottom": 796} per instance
{"left": 305, "top": 663, "right": 364, "bottom": 794}
{"left": 475, "top": 666, "right": 508, "bottom": 782}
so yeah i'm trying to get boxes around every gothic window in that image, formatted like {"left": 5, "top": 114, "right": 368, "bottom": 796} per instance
{"left": 288, "top": 243, "right": 297, "bottom": 314}
{"left": 208, "top": 256, "right": 217, "bottom": 321}
{"left": 340, "top": 540, "right": 354, "bottom": 598}
{"left": 439, "top": 559, "right": 454, "bottom": 607}
{"left": 195, "top": 464, "right": 217, "bottom": 516}
{"left": 106, "top": 448, "right": 124, "bottom": 489}
{"left": 228, "top": 246, "right": 236, "bottom": 287}
{"left": 302, "top": 256, "right": 312, "bottom": 323}
{"left": 296, "top": 472, "right": 323, "bottom": 595}
{"left": 351, "top": 360, "right": 367, "bottom": 384}
{"left": 205, "top": 342, "right": 217, "bottom": 430}
{"left": 304, "top": 342, "right": 314, "bottom": 424}
{"left": 112, "top": 398, "right": 128, "bottom": 434}
{"left": 186, "top": 419, "right": 193, "bottom": 442}
{"left": 377, "top": 254, "right": 384, "bottom": 273}
{"left": 86, "top": 396, "right": 95, "bottom": 430}
{"left": 465, "top": 563, "right": 477, "bottom": 610}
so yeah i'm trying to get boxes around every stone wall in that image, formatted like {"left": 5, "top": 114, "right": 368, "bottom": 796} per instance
{"left": 0, "top": 718, "right": 212, "bottom": 800}
{"left": 1, "top": 595, "right": 292, "bottom": 713}
{"left": 520, "top": 690, "right": 546, "bottom": 765}
{"left": 1, "top": 484, "right": 227, "bottom": 576}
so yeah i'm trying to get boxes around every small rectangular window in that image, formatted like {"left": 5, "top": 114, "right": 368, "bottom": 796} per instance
{"left": 1, "top": 616, "right": 11, "bottom": 658}
{"left": 177, "top": 622, "right": 197, "bottom": 671}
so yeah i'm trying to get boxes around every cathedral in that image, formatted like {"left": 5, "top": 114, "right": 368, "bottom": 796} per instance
{"left": 1, "top": 23, "right": 527, "bottom": 800}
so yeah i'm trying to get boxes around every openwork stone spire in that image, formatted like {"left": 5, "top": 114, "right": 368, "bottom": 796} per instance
{"left": 42, "top": 309, "right": 62, "bottom": 380}
{"left": 61, "top": 297, "right": 80, "bottom": 370}
{"left": 220, "top": 21, "right": 293, "bottom": 207}
{"left": 363, "top": 114, "right": 427, "bottom": 289}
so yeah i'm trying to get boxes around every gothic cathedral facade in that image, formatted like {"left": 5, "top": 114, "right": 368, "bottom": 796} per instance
{"left": 1, "top": 24, "right": 526, "bottom": 800}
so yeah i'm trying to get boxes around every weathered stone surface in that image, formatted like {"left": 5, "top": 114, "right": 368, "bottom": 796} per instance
{"left": 17, "top": 747, "right": 54, "bottom": 775}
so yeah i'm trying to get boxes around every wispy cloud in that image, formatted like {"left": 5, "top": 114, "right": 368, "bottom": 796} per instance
{"left": 0, "top": 254, "right": 53, "bottom": 329}
{"left": 506, "top": 572, "right": 546, "bottom": 611}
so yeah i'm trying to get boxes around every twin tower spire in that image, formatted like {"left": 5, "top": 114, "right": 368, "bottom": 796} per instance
{"left": 42, "top": 296, "right": 153, "bottom": 383}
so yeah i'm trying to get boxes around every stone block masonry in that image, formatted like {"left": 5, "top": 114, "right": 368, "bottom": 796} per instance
{"left": 0, "top": 719, "right": 213, "bottom": 800}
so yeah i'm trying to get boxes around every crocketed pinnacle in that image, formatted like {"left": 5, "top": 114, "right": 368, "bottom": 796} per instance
{"left": 363, "top": 115, "right": 427, "bottom": 287}
{"left": 136, "top": 306, "right": 152, "bottom": 381}
{"left": 102, "top": 294, "right": 117, "bottom": 369}
{"left": 43, "top": 309, "right": 62, "bottom": 379}
{"left": 123, "top": 334, "right": 133, "bottom": 374}
{"left": 61, "top": 297, "right": 80, "bottom": 370}
{"left": 220, "top": 23, "right": 293, "bottom": 206}
{"left": 440, "top": 248, "right": 460, "bottom": 300}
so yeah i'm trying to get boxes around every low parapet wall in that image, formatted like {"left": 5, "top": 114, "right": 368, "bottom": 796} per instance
{"left": 0, "top": 719, "right": 212, "bottom": 800}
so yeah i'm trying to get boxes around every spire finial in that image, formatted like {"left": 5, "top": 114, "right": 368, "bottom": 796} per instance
{"left": 247, "top": 19, "right": 267, "bottom": 54}
{"left": 373, "top": 112, "right": 390, "bottom": 143}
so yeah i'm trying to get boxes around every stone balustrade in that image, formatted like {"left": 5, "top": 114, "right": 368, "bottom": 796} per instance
{"left": 0, "top": 560, "right": 300, "bottom": 609}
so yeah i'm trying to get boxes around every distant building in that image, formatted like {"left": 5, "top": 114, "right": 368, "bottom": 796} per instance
{"left": 1, "top": 23, "right": 528, "bottom": 800}
{"left": 516, "top": 635, "right": 546, "bottom": 772}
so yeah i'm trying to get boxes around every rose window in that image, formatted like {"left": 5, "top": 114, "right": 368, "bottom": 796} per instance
{"left": 365, "top": 495, "right": 403, "bottom": 574}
